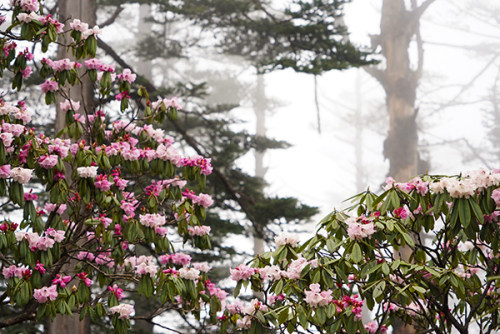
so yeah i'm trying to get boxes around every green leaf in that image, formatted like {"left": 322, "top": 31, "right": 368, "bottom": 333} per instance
{"left": 469, "top": 199, "right": 484, "bottom": 224}
{"left": 373, "top": 281, "right": 386, "bottom": 302}
{"left": 458, "top": 198, "right": 471, "bottom": 228}
{"left": 315, "top": 307, "right": 326, "bottom": 325}
{"left": 274, "top": 279, "right": 283, "bottom": 294}
{"left": 386, "top": 219, "right": 394, "bottom": 231}
{"left": 297, "top": 305, "right": 308, "bottom": 329}
{"left": 382, "top": 262, "right": 390, "bottom": 275}
{"left": 256, "top": 310, "right": 266, "bottom": 324}
{"left": 351, "top": 242, "right": 362, "bottom": 263}
{"left": 234, "top": 281, "right": 242, "bottom": 297}
{"left": 412, "top": 286, "right": 427, "bottom": 294}
{"left": 278, "top": 307, "right": 289, "bottom": 324}
{"left": 401, "top": 232, "right": 415, "bottom": 247}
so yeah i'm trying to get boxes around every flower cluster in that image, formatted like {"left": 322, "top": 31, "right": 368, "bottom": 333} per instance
{"left": 274, "top": 232, "right": 300, "bottom": 247}
{"left": 304, "top": 283, "right": 333, "bottom": 307}
{"left": 346, "top": 215, "right": 376, "bottom": 240}
{"left": 109, "top": 303, "right": 134, "bottom": 319}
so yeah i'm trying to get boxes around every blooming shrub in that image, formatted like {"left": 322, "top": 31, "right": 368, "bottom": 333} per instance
{"left": 0, "top": 2, "right": 222, "bottom": 332}
{"left": 224, "top": 171, "right": 500, "bottom": 333}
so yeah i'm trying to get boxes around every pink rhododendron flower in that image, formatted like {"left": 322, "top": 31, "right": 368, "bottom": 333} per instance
{"left": 193, "top": 262, "right": 212, "bottom": 272}
{"left": 258, "top": 265, "right": 283, "bottom": 281}
{"left": 365, "top": 321, "right": 387, "bottom": 334}
{"left": 393, "top": 207, "right": 409, "bottom": 219}
{"left": 2, "top": 265, "right": 25, "bottom": 279}
{"left": 115, "top": 91, "right": 130, "bottom": 101}
{"left": 346, "top": 216, "right": 376, "bottom": 240}
{"left": 169, "top": 253, "right": 192, "bottom": 266}
{"left": 51, "top": 274, "right": 71, "bottom": 288}
{"left": 39, "top": 154, "right": 59, "bottom": 169}
{"left": 69, "top": 19, "right": 89, "bottom": 32}
{"left": 275, "top": 232, "right": 300, "bottom": 247}
{"left": 20, "top": 66, "right": 32, "bottom": 78}
{"left": 304, "top": 283, "right": 333, "bottom": 307}
{"left": 33, "top": 285, "right": 58, "bottom": 303}
{"left": 94, "top": 174, "right": 112, "bottom": 191}
{"left": 16, "top": 12, "right": 39, "bottom": 22}
{"left": 188, "top": 225, "right": 211, "bottom": 236}
{"left": 10, "top": 167, "right": 33, "bottom": 184}
{"left": 109, "top": 303, "right": 134, "bottom": 319}
{"left": 84, "top": 58, "right": 102, "bottom": 69}
{"left": 20, "top": 0, "right": 39, "bottom": 12}
{"left": 40, "top": 80, "right": 58, "bottom": 93}
{"left": 492, "top": 189, "right": 500, "bottom": 206}
{"left": 118, "top": 68, "right": 136, "bottom": 83}
{"left": 139, "top": 213, "right": 166, "bottom": 228}
{"left": 0, "top": 133, "right": 13, "bottom": 147}
{"left": 179, "top": 267, "right": 200, "bottom": 280}
{"left": 77, "top": 166, "right": 98, "bottom": 178}
{"left": 108, "top": 284, "right": 124, "bottom": 300}
{"left": 77, "top": 251, "right": 95, "bottom": 261}
{"left": 59, "top": 99, "right": 80, "bottom": 112}
{"left": 0, "top": 165, "right": 10, "bottom": 178}
{"left": 46, "top": 228, "right": 65, "bottom": 243}
{"left": 193, "top": 193, "right": 214, "bottom": 208}
{"left": 383, "top": 302, "right": 399, "bottom": 313}
{"left": 24, "top": 191, "right": 38, "bottom": 201}
{"left": 82, "top": 25, "right": 101, "bottom": 39}
{"left": 34, "top": 261, "right": 46, "bottom": 274}
{"left": 77, "top": 272, "right": 92, "bottom": 287}
{"left": 230, "top": 264, "right": 256, "bottom": 281}
{"left": 50, "top": 58, "right": 76, "bottom": 72}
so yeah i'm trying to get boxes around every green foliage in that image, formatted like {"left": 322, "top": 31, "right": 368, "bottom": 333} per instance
{"left": 226, "top": 172, "right": 500, "bottom": 333}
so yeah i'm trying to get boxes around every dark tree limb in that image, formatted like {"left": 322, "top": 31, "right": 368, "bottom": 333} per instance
{"left": 98, "top": 5, "right": 124, "bottom": 28}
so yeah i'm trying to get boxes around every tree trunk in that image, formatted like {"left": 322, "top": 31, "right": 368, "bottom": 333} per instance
{"left": 379, "top": 0, "right": 420, "bottom": 182}
{"left": 131, "top": 6, "right": 157, "bottom": 333}
{"left": 253, "top": 73, "right": 267, "bottom": 257}
{"left": 366, "top": 1, "right": 435, "bottom": 333}
{"left": 48, "top": 1, "right": 96, "bottom": 333}
{"left": 54, "top": 0, "right": 97, "bottom": 132}
{"left": 354, "top": 70, "right": 365, "bottom": 193}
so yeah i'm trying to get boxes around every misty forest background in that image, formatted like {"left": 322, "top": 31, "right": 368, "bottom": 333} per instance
{"left": 1, "top": 0, "right": 499, "bottom": 332}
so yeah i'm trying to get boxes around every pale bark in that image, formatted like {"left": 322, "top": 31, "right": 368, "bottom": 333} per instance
{"left": 54, "top": 0, "right": 97, "bottom": 132}
{"left": 48, "top": 1, "right": 96, "bottom": 333}
{"left": 132, "top": 6, "right": 156, "bottom": 332}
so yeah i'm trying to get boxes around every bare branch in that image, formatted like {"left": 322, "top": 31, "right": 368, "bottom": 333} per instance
{"left": 414, "top": 0, "right": 437, "bottom": 21}
{"left": 423, "top": 138, "right": 492, "bottom": 169}
{"left": 98, "top": 5, "right": 124, "bottom": 28}
{"left": 437, "top": 54, "right": 498, "bottom": 110}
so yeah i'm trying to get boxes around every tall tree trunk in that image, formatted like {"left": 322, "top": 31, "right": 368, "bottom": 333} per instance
{"left": 136, "top": 4, "right": 153, "bottom": 79}
{"left": 253, "top": 73, "right": 267, "bottom": 256}
{"left": 54, "top": 0, "right": 97, "bottom": 132}
{"left": 354, "top": 70, "right": 365, "bottom": 193}
{"left": 365, "top": 1, "right": 435, "bottom": 333}
{"left": 367, "top": 0, "right": 434, "bottom": 182}
{"left": 49, "top": 1, "right": 96, "bottom": 333}
{"left": 131, "top": 5, "right": 157, "bottom": 333}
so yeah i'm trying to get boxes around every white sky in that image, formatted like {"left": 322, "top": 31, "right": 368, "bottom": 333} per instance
{"left": 253, "top": 0, "right": 500, "bottom": 219}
